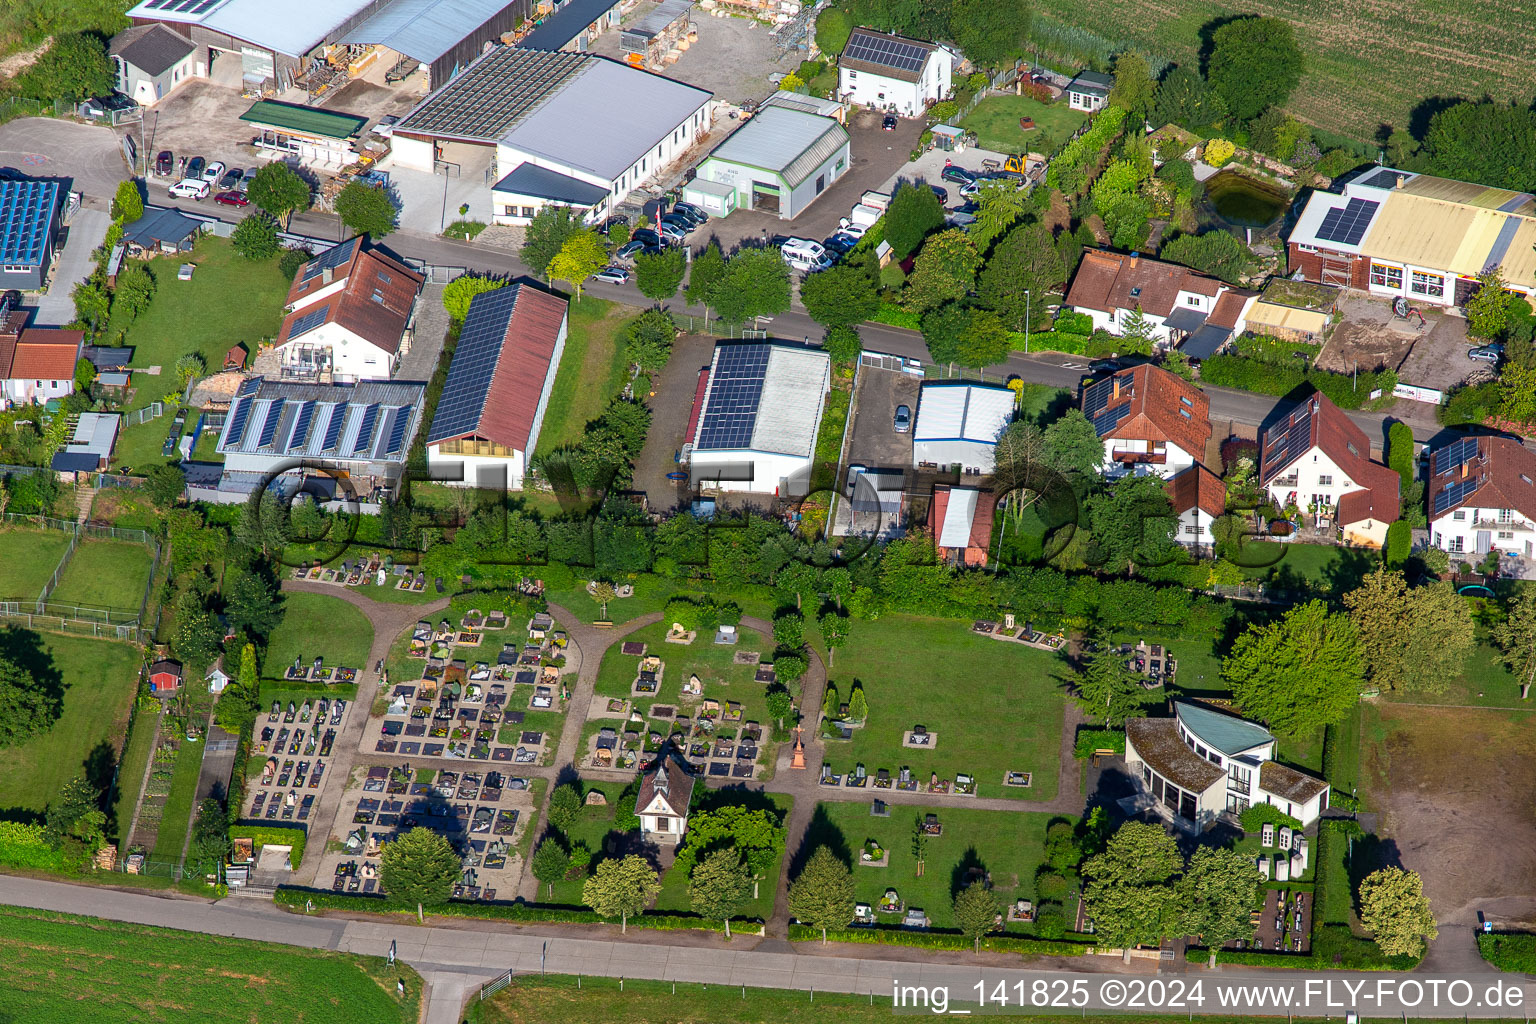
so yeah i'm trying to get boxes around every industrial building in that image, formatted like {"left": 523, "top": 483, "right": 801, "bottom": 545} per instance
{"left": 910, "top": 382, "right": 1014, "bottom": 475}
{"left": 688, "top": 107, "right": 849, "bottom": 219}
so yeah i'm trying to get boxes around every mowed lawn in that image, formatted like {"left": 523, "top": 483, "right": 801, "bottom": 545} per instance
{"left": 0, "top": 527, "right": 70, "bottom": 601}
{"left": 960, "top": 95, "right": 1086, "bottom": 157}
{"left": 811, "top": 802, "right": 1055, "bottom": 932}
{"left": 0, "top": 629, "right": 141, "bottom": 815}
{"left": 825, "top": 615, "right": 1064, "bottom": 800}
{"left": 533, "top": 296, "right": 637, "bottom": 457}
{"left": 262, "top": 592, "right": 374, "bottom": 680}
{"left": 0, "top": 906, "right": 420, "bottom": 1024}
{"left": 47, "top": 539, "right": 155, "bottom": 613}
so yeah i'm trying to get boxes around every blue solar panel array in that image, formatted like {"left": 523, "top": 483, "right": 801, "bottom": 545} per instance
{"left": 300, "top": 240, "right": 356, "bottom": 283}
{"left": 287, "top": 303, "right": 330, "bottom": 339}
{"left": 1082, "top": 374, "right": 1132, "bottom": 437}
{"left": 256, "top": 401, "right": 282, "bottom": 449}
{"left": 1434, "top": 477, "right": 1480, "bottom": 515}
{"left": 1435, "top": 436, "right": 1480, "bottom": 475}
{"left": 352, "top": 404, "right": 380, "bottom": 457}
{"left": 385, "top": 408, "right": 410, "bottom": 456}
{"left": 0, "top": 181, "right": 59, "bottom": 267}
{"left": 427, "top": 286, "right": 519, "bottom": 443}
{"left": 141, "top": 0, "right": 220, "bottom": 13}
{"left": 1315, "top": 198, "right": 1379, "bottom": 246}
{"left": 321, "top": 404, "right": 346, "bottom": 451}
{"left": 225, "top": 391, "right": 255, "bottom": 448}
{"left": 289, "top": 401, "right": 315, "bottom": 451}
{"left": 696, "top": 344, "right": 771, "bottom": 451}
{"left": 1092, "top": 404, "right": 1129, "bottom": 435}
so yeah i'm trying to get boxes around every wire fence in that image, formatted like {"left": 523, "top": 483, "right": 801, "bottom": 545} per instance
{"left": 479, "top": 970, "right": 515, "bottom": 1001}
{"left": 36, "top": 526, "right": 79, "bottom": 605}
{"left": 0, "top": 605, "right": 144, "bottom": 641}
{"left": 124, "top": 401, "right": 167, "bottom": 428}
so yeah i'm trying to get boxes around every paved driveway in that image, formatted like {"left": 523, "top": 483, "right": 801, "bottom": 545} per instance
{"left": 0, "top": 117, "right": 127, "bottom": 199}
{"left": 36, "top": 207, "right": 108, "bottom": 325}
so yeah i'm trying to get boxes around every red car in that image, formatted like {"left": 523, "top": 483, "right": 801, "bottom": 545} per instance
{"left": 213, "top": 189, "right": 250, "bottom": 208}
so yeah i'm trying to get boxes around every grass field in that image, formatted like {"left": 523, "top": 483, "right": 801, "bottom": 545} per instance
{"left": 0, "top": 630, "right": 141, "bottom": 818}
{"left": 824, "top": 614, "right": 1063, "bottom": 800}
{"left": 961, "top": 95, "right": 1087, "bottom": 157}
{"left": 1027, "top": 0, "right": 1536, "bottom": 142}
{"left": 0, "top": 527, "right": 70, "bottom": 601}
{"left": 0, "top": 905, "right": 420, "bottom": 1024}
{"left": 263, "top": 592, "right": 375, "bottom": 680}
{"left": 107, "top": 235, "right": 292, "bottom": 470}
{"left": 47, "top": 539, "right": 155, "bottom": 613}
{"left": 534, "top": 296, "right": 637, "bottom": 457}
{"left": 149, "top": 738, "right": 203, "bottom": 864}
{"left": 113, "top": 705, "right": 161, "bottom": 846}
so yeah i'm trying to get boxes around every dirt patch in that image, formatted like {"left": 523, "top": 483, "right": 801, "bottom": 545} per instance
{"left": 0, "top": 38, "right": 48, "bottom": 81}
{"left": 1315, "top": 318, "right": 1418, "bottom": 374}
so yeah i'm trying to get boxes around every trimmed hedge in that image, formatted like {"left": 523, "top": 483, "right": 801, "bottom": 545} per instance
{"left": 1199, "top": 354, "right": 1396, "bottom": 410}
{"left": 1186, "top": 926, "right": 1416, "bottom": 971}
{"left": 231, "top": 825, "right": 306, "bottom": 869}
{"left": 1478, "top": 932, "right": 1536, "bottom": 973}
{"left": 1008, "top": 331, "right": 1090, "bottom": 355}
{"left": 868, "top": 304, "right": 920, "bottom": 330}
{"left": 788, "top": 923, "right": 1088, "bottom": 955}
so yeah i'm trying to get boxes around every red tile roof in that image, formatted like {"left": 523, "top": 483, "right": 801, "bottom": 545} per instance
{"left": 6, "top": 328, "right": 83, "bottom": 380}
{"left": 1082, "top": 364, "right": 1211, "bottom": 459}
{"left": 930, "top": 485, "right": 996, "bottom": 553}
{"left": 1259, "top": 392, "right": 1400, "bottom": 527}
{"left": 1208, "top": 288, "right": 1256, "bottom": 329}
{"left": 276, "top": 238, "right": 424, "bottom": 354}
{"left": 1165, "top": 464, "right": 1226, "bottom": 517}
{"left": 459, "top": 285, "right": 568, "bottom": 451}
{"left": 1065, "top": 249, "right": 1229, "bottom": 319}
{"left": 637, "top": 754, "right": 693, "bottom": 816}
{"left": 1427, "top": 435, "right": 1536, "bottom": 522}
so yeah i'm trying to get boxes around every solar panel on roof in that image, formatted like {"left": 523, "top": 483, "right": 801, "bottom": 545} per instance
{"left": 1433, "top": 477, "right": 1479, "bottom": 515}
{"left": 843, "top": 31, "right": 928, "bottom": 74}
{"left": 1091, "top": 404, "right": 1129, "bottom": 436}
{"left": 321, "top": 404, "right": 346, "bottom": 451}
{"left": 385, "top": 408, "right": 410, "bottom": 455}
{"left": 289, "top": 401, "right": 315, "bottom": 452}
{"left": 428, "top": 286, "right": 518, "bottom": 443}
{"left": 1082, "top": 378, "right": 1111, "bottom": 419}
{"left": 352, "top": 404, "right": 380, "bottom": 456}
{"left": 225, "top": 395, "right": 253, "bottom": 448}
{"left": 256, "top": 401, "right": 283, "bottom": 449}
{"left": 1358, "top": 168, "right": 1404, "bottom": 190}
{"left": 1315, "top": 198, "right": 1379, "bottom": 246}
{"left": 1435, "top": 436, "right": 1480, "bottom": 474}
{"left": 696, "top": 344, "right": 771, "bottom": 450}
{"left": 287, "top": 303, "right": 330, "bottom": 338}
{"left": 300, "top": 242, "right": 354, "bottom": 283}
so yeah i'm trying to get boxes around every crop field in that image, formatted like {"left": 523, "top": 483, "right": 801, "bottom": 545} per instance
{"left": 1027, "top": 1, "right": 1536, "bottom": 142}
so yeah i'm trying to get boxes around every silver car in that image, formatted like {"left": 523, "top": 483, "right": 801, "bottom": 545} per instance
{"left": 593, "top": 265, "right": 630, "bottom": 285}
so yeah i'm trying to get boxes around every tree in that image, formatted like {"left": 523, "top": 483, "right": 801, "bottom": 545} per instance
{"left": 1153, "top": 65, "right": 1225, "bottom": 131}
{"left": 678, "top": 805, "right": 785, "bottom": 897}
{"left": 953, "top": 881, "right": 1000, "bottom": 952}
{"left": 820, "top": 611, "right": 850, "bottom": 667}
{"left": 946, "top": 0, "right": 1028, "bottom": 67}
{"left": 685, "top": 241, "right": 726, "bottom": 317}
{"left": 1207, "top": 17, "right": 1303, "bottom": 123}
{"left": 1065, "top": 632, "right": 1157, "bottom": 725}
{"left": 1420, "top": 99, "right": 1536, "bottom": 193}
{"left": 531, "top": 837, "right": 569, "bottom": 899}
{"left": 800, "top": 261, "right": 879, "bottom": 329}
{"left": 822, "top": 325, "right": 861, "bottom": 364}
{"left": 979, "top": 221, "right": 1063, "bottom": 330}
{"left": 442, "top": 274, "right": 506, "bottom": 322}
{"left": 712, "top": 248, "right": 791, "bottom": 324}
{"left": 335, "top": 181, "right": 397, "bottom": 239}
{"left": 633, "top": 246, "right": 687, "bottom": 303}
{"left": 920, "top": 302, "right": 968, "bottom": 370}
{"left": 71, "top": 278, "right": 109, "bottom": 333}
{"left": 1081, "top": 822, "right": 1183, "bottom": 960}
{"left": 380, "top": 827, "right": 459, "bottom": 919}
{"left": 547, "top": 783, "right": 582, "bottom": 834}
{"left": 144, "top": 462, "right": 184, "bottom": 511}
{"left": 235, "top": 490, "right": 290, "bottom": 556}
{"left": 547, "top": 229, "right": 609, "bottom": 298}
{"left": 231, "top": 211, "right": 280, "bottom": 261}
{"left": 624, "top": 308, "right": 676, "bottom": 373}
{"left": 1042, "top": 409, "right": 1104, "bottom": 477}
{"left": 1223, "top": 599, "right": 1363, "bottom": 733}
{"left": 583, "top": 854, "right": 661, "bottom": 933}
{"left": 766, "top": 685, "right": 793, "bottom": 728}
{"left": 1492, "top": 589, "right": 1536, "bottom": 698}
{"left": 955, "top": 308, "right": 1011, "bottom": 369}
{"left": 883, "top": 183, "right": 945, "bottom": 260}
{"left": 1343, "top": 568, "right": 1474, "bottom": 694}
{"left": 521, "top": 206, "right": 584, "bottom": 282}
{"left": 1178, "top": 847, "right": 1261, "bottom": 966}
{"left": 903, "top": 230, "right": 980, "bottom": 314}
{"left": 689, "top": 848, "right": 753, "bottom": 937}
{"left": 814, "top": 5, "right": 853, "bottom": 54}
{"left": 215, "top": 642, "right": 260, "bottom": 733}
{"left": 787, "top": 845, "right": 855, "bottom": 943}
{"left": 1109, "top": 52, "right": 1156, "bottom": 123}
{"left": 1386, "top": 421, "right": 1415, "bottom": 487}
{"left": 1358, "top": 867, "right": 1438, "bottom": 958}
{"left": 846, "top": 681, "right": 867, "bottom": 720}
{"left": 19, "top": 33, "right": 113, "bottom": 101}
{"left": 224, "top": 568, "right": 283, "bottom": 643}
{"left": 279, "top": 246, "right": 313, "bottom": 279}
{"left": 1383, "top": 520, "right": 1410, "bottom": 564}
{"left": 773, "top": 609, "right": 804, "bottom": 651}
{"left": 911, "top": 816, "right": 928, "bottom": 877}
{"left": 1085, "top": 474, "right": 1179, "bottom": 574}
{"left": 172, "top": 609, "right": 223, "bottom": 670}
{"left": 970, "top": 179, "right": 1028, "bottom": 252}
{"left": 1465, "top": 266, "right": 1510, "bottom": 340}
{"left": 73, "top": 356, "right": 95, "bottom": 393}
{"left": 42, "top": 773, "right": 100, "bottom": 849}
{"left": 112, "top": 180, "right": 143, "bottom": 223}
{"left": 0, "top": 652, "right": 61, "bottom": 749}
{"left": 774, "top": 652, "right": 807, "bottom": 685}
{"left": 246, "top": 162, "right": 311, "bottom": 229}
{"left": 186, "top": 798, "right": 230, "bottom": 880}
{"left": 1159, "top": 231, "right": 1251, "bottom": 285}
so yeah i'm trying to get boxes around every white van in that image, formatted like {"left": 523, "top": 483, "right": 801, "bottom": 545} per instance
{"left": 781, "top": 238, "right": 831, "bottom": 272}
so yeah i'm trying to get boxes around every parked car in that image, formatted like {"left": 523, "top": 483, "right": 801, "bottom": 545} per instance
{"left": 657, "top": 221, "right": 689, "bottom": 243}
{"left": 218, "top": 167, "right": 243, "bottom": 190}
{"left": 940, "top": 166, "right": 975, "bottom": 185}
{"left": 882, "top": 115, "right": 898, "bottom": 131}
{"left": 240, "top": 168, "right": 258, "bottom": 189}
{"left": 660, "top": 213, "right": 694, "bottom": 233}
{"left": 155, "top": 150, "right": 174, "bottom": 177}
{"left": 672, "top": 202, "right": 709, "bottom": 225}
{"left": 893, "top": 404, "right": 911, "bottom": 432}
{"left": 1468, "top": 344, "right": 1504, "bottom": 363}
{"left": 929, "top": 184, "right": 949, "bottom": 204}
{"left": 782, "top": 237, "right": 828, "bottom": 263}
{"left": 168, "top": 178, "right": 210, "bottom": 200}
{"left": 185, "top": 156, "right": 206, "bottom": 180}
{"left": 630, "top": 228, "right": 661, "bottom": 248}
{"left": 615, "top": 240, "right": 659, "bottom": 260}
{"left": 959, "top": 178, "right": 980, "bottom": 197}
{"left": 202, "top": 160, "right": 225, "bottom": 184}
{"left": 823, "top": 234, "right": 857, "bottom": 256}
{"left": 593, "top": 265, "right": 630, "bottom": 284}
{"left": 213, "top": 189, "right": 249, "bottom": 207}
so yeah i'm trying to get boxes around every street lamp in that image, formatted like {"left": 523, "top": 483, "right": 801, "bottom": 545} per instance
{"left": 1024, "top": 290, "right": 1031, "bottom": 354}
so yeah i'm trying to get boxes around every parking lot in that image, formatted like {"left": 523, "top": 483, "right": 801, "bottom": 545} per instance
{"left": 831, "top": 362, "right": 921, "bottom": 537}
{"left": 589, "top": 4, "right": 800, "bottom": 105}
{"left": 0, "top": 117, "right": 126, "bottom": 199}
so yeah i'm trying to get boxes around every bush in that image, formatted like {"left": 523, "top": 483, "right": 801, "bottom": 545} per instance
{"left": 1204, "top": 138, "right": 1236, "bottom": 166}
{"left": 1035, "top": 872, "right": 1074, "bottom": 900}
{"left": 1238, "top": 803, "right": 1302, "bottom": 833}
{"left": 787, "top": 924, "right": 1089, "bottom": 955}
{"left": 230, "top": 825, "right": 306, "bottom": 868}
{"left": 869, "top": 303, "right": 920, "bottom": 329}
{"left": 1438, "top": 380, "right": 1501, "bottom": 426}
{"left": 1054, "top": 311, "right": 1093, "bottom": 335}
{"left": 1479, "top": 932, "right": 1536, "bottom": 973}
{"left": 1009, "top": 331, "right": 1089, "bottom": 354}
{"left": 1384, "top": 521, "right": 1410, "bottom": 565}
{"left": 1199, "top": 354, "right": 1395, "bottom": 410}
{"left": 278, "top": 247, "right": 313, "bottom": 279}
{"left": 0, "top": 821, "right": 70, "bottom": 873}
{"left": 1233, "top": 333, "right": 1322, "bottom": 365}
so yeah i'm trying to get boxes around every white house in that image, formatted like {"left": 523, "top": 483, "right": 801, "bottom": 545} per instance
{"left": 1165, "top": 464, "right": 1225, "bottom": 550}
{"left": 425, "top": 284, "right": 569, "bottom": 491}
{"left": 110, "top": 24, "right": 203, "bottom": 107}
{"left": 837, "top": 28, "right": 953, "bottom": 117}
{"left": 1427, "top": 434, "right": 1536, "bottom": 558}
{"left": 911, "top": 382, "right": 1015, "bottom": 474}
{"left": 1080, "top": 364, "right": 1209, "bottom": 479}
{"left": 1065, "top": 248, "right": 1257, "bottom": 357}
{"left": 1258, "top": 392, "right": 1400, "bottom": 547}
{"left": 636, "top": 754, "right": 694, "bottom": 845}
{"left": 1125, "top": 701, "right": 1330, "bottom": 833}
{"left": 687, "top": 341, "right": 831, "bottom": 496}
{"left": 0, "top": 326, "right": 84, "bottom": 409}
{"left": 1065, "top": 70, "right": 1112, "bottom": 112}
{"left": 272, "top": 238, "right": 424, "bottom": 384}
{"left": 206, "top": 657, "right": 233, "bottom": 694}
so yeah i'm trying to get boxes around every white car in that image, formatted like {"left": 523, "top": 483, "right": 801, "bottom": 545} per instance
{"left": 592, "top": 266, "right": 630, "bottom": 285}
{"left": 168, "top": 178, "right": 210, "bottom": 200}
{"left": 781, "top": 237, "right": 827, "bottom": 262}
{"left": 202, "top": 161, "right": 225, "bottom": 184}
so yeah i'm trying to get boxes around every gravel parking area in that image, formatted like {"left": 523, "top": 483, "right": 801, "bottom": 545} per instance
{"left": 588, "top": 6, "right": 799, "bottom": 104}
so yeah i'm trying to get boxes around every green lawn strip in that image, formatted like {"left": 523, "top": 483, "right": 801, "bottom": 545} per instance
{"left": 47, "top": 539, "right": 154, "bottom": 613}
{"left": 1274, "top": 724, "right": 1325, "bottom": 774}
{"left": 534, "top": 296, "right": 636, "bottom": 457}
{"left": 1479, "top": 932, "right": 1536, "bottom": 972}
{"left": 0, "top": 904, "right": 420, "bottom": 1024}
{"left": 810, "top": 801, "right": 1054, "bottom": 933}
{"left": 960, "top": 95, "right": 1087, "bottom": 157}
{"left": 544, "top": 571, "right": 680, "bottom": 625}
{"left": 537, "top": 780, "right": 631, "bottom": 905}
{"left": 1118, "top": 629, "right": 1225, "bottom": 695}
{"left": 0, "top": 632, "right": 141, "bottom": 816}
{"left": 826, "top": 614, "right": 1062, "bottom": 801}
{"left": 496, "top": 709, "right": 567, "bottom": 763}
{"left": 262, "top": 592, "right": 375, "bottom": 681}
{"left": 150, "top": 736, "right": 204, "bottom": 865}
{"left": 89, "top": 488, "right": 162, "bottom": 531}
{"left": 811, "top": 386, "right": 851, "bottom": 491}
{"left": 1323, "top": 703, "right": 1363, "bottom": 800}
{"left": 653, "top": 793, "right": 792, "bottom": 921}
{"left": 0, "top": 527, "right": 71, "bottom": 601}
{"left": 112, "top": 705, "right": 162, "bottom": 845}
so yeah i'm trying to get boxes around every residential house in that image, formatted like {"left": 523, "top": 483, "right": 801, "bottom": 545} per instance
{"left": 0, "top": 179, "right": 62, "bottom": 291}
{"left": 110, "top": 24, "right": 204, "bottom": 107}
{"left": 1079, "top": 364, "right": 1210, "bottom": 479}
{"left": 837, "top": 28, "right": 953, "bottom": 117}
{"left": 425, "top": 284, "right": 569, "bottom": 490}
{"left": 690, "top": 107, "right": 850, "bottom": 220}
{"left": 1065, "top": 248, "right": 1257, "bottom": 355}
{"left": 149, "top": 659, "right": 184, "bottom": 695}
{"left": 930, "top": 485, "right": 996, "bottom": 566}
{"left": 1258, "top": 392, "right": 1400, "bottom": 547}
{"left": 1125, "top": 701, "right": 1330, "bottom": 833}
{"left": 636, "top": 753, "right": 694, "bottom": 845}
{"left": 272, "top": 237, "right": 424, "bottom": 383}
{"left": 1426, "top": 435, "right": 1536, "bottom": 558}
{"left": 0, "top": 326, "right": 85, "bottom": 408}
{"left": 911, "top": 382, "right": 1015, "bottom": 474}
{"left": 1065, "top": 70, "right": 1112, "bottom": 112}
{"left": 1165, "top": 464, "right": 1225, "bottom": 550}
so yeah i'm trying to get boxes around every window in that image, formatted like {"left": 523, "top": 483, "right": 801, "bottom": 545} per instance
{"left": 655, "top": 816, "right": 670, "bottom": 832}
{"left": 1187, "top": 296, "right": 1198, "bottom": 305}
{"left": 1410, "top": 270, "right": 1444, "bottom": 298}
{"left": 521, "top": 206, "right": 535, "bottom": 218}
{"left": 847, "top": 70, "right": 857, "bottom": 79}
{"left": 1499, "top": 508, "right": 1513, "bottom": 523}
{"left": 1370, "top": 263, "right": 1403, "bottom": 289}
{"left": 1499, "top": 531, "right": 1514, "bottom": 540}
{"left": 1318, "top": 475, "right": 1333, "bottom": 486}
{"left": 1449, "top": 536, "right": 1464, "bottom": 552}
{"left": 1184, "top": 524, "right": 1197, "bottom": 535}
{"left": 1453, "top": 510, "right": 1466, "bottom": 521}
{"left": 1195, "top": 743, "right": 1208, "bottom": 759}
{"left": 815, "top": 174, "right": 825, "bottom": 194}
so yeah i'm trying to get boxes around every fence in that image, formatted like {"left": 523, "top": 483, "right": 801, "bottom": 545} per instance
{"left": 673, "top": 314, "right": 773, "bottom": 339}
{"left": 111, "top": 857, "right": 184, "bottom": 881}
{"left": 125, "top": 401, "right": 166, "bottom": 428}
{"left": 952, "top": 64, "right": 1018, "bottom": 125}
{"left": 0, "top": 462, "right": 48, "bottom": 479}
{"left": 36, "top": 527, "right": 79, "bottom": 605}
{"left": 479, "top": 969, "right": 516, "bottom": 1001}
{"left": 0, "top": 605, "right": 143, "bottom": 641}
{"left": 922, "top": 364, "right": 1007, "bottom": 383}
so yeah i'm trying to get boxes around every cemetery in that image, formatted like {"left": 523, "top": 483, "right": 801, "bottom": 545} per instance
{"left": 243, "top": 697, "right": 353, "bottom": 826}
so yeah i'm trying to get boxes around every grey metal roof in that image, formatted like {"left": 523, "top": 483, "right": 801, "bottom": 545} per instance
{"left": 127, "top": 0, "right": 377, "bottom": 59}
{"left": 395, "top": 46, "right": 589, "bottom": 142}
{"left": 1180, "top": 324, "right": 1231, "bottom": 359}
{"left": 706, "top": 107, "right": 848, "bottom": 187}
{"left": 1163, "top": 306, "right": 1207, "bottom": 333}
{"left": 111, "top": 24, "right": 196, "bottom": 76}
{"left": 218, "top": 377, "right": 425, "bottom": 464}
{"left": 1069, "top": 70, "right": 1113, "bottom": 93}
{"left": 123, "top": 206, "right": 201, "bottom": 247}
{"left": 492, "top": 163, "right": 610, "bottom": 205}
{"left": 500, "top": 58, "right": 712, "bottom": 180}
{"left": 1175, "top": 701, "right": 1273, "bottom": 756}
{"left": 340, "top": 0, "right": 517, "bottom": 64}
{"left": 518, "top": 0, "right": 621, "bottom": 50}
{"left": 759, "top": 90, "right": 844, "bottom": 119}
{"left": 626, "top": 0, "right": 691, "bottom": 39}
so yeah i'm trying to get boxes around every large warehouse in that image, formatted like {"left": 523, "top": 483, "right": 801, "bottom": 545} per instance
{"left": 690, "top": 106, "right": 849, "bottom": 219}
{"left": 686, "top": 341, "right": 831, "bottom": 496}
{"left": 125, "top": 0, "right": 531, "bottom": 92}
{"left": 390, "top": 46, "right": 713, "bottom": 225}
{"left": 911, "top": 382, "right": 1015, "bottom": 475}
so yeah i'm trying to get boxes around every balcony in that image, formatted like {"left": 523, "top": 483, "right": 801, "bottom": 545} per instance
{"left": 1112, "top": 448, "right": 1167, "bottom": 465}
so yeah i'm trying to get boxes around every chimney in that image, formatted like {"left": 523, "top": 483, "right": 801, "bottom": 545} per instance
{"left": 1461, "top": 462, "right": 1468, "bottom": 479}
{"left": 1395, "top": 175, "right": 1405, "bottom": 189}
{"left": 1112, "top": 376, "right": 1122, "bottom": 399}
{"left": 322, "top": 267, "right": 334, "bottom": 285}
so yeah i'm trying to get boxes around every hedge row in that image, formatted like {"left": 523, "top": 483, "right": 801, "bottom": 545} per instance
{"left": 868, "top": 304, "right": 920, "bottom": 330}
{"left": 0, "top": 821, "right": 70, "bottom": 873}
{"left": 231, "top": 825, "right": 306, "bottom": 869}
{"left": 1199, "top": 354, "right": 1397, "bottom": 410}
{"left": 787, "top": 923, "right": 1089, "bottom": 956}
{"left": 1007, "top": 331, "right": 1090, "bottom": 355}
{"left": 1478, "top": 932, "right": 1536, "bottom": 972}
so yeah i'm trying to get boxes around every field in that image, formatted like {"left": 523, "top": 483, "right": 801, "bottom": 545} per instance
{"left": 533, "top": 296, "right": 637, "bottom": 457}
{"left": 1027, "top": 0, "right": 1536, "bottom": 142}
{"left": 263, "top": 592, "right": 375, "bottom": 680}
{"left": 149, "top": 739, "right": 204, "bottom": 864}
{"left": 0, "top": 906, "right": 420, "bottom": 1024}
{"left": 47, "top": 539, "right": 155, "bottom": 613}
{"left": 0, "top": 526, "right": 70, "bottom": 601}
{"left": 0, "top": 629, "right": 141, "bottom": 818}
{"left": 823, "top": 614, "right": 1064, "bottom": 800}
{"left": 961, "top": 96, "right": 1087, "bottom": 157}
